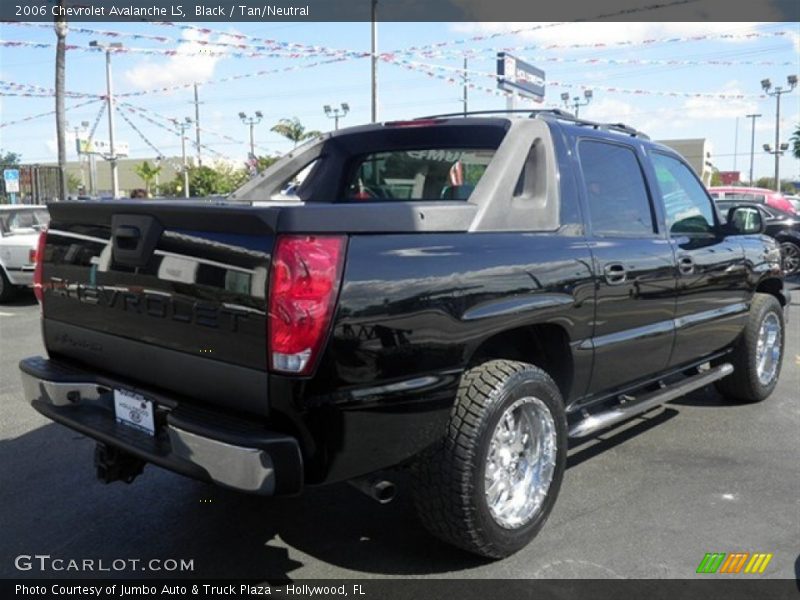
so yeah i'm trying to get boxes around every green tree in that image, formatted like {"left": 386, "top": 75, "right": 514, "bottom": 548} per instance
{"left": 755, "top": 176, "right": 774, "bottom": 189}
{"left": 255, "top": 155, "right": 279, "bottom": 173}
{"left": 164, "top": 162, "right": 249, "bottom": 197}
{"left": 66, "top": 172, "right": 82, "bottom": 193}
{"left": 791, "top": 123, "right": 800, "bottom": 160}
{"left": 0, "top": 151, "right": 21, "bottom": 165}
{"left": 133, "top": 160, "right": 162, "bottom": 196}
{"left": 270, "top": 117, "right": 321, "bottom": 148}
{"left": 710, "top": 170, "right": 723, "bottom": 186}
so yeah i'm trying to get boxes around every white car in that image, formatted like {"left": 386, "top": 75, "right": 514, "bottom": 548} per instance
{"left": 0, "top": 205, "right": 49, "bottom": 302}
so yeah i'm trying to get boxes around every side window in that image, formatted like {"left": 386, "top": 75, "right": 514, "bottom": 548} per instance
{"left": 651, "top": 153, "right": 716, "bottom": 235}
{"left": 578, "top": 140, "right": 655, "bottom": 236}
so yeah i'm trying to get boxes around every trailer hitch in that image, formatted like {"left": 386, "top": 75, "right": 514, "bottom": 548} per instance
{"left": 94, "top": 443, "right": 145, "bottom": 484}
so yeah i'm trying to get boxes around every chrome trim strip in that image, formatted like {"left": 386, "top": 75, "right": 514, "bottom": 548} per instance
{"left": 673, "top": 302, "right": 748, "bottom": 330}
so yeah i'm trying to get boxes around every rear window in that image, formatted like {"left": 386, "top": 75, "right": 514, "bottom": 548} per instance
{"left": 0, "top": 209, "right": 50, "bottom": 234}
{"left": 343, "top": 148, "right": 495, "bottom": 202}
{"left": 723, "top": 192, "right": 766, "bottom": 202}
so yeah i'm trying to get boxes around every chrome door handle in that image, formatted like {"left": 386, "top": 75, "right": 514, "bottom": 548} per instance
{"left": 678, "top": 256, "right": 695, "bottom": 275}
{"left": 603, "top": 263, "right": 627, "bottom": 285}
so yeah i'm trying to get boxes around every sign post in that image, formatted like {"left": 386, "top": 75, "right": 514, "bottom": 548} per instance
{"left": 497, "top": 52, "right": 545, "bottom": 112}
{"left": 3, "top": 168, "right": 20, "bottom": 204}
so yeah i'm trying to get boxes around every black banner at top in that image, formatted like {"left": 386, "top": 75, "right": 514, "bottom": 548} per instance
{"left": 2, "top": 0, "right": 799, "bottom": 22}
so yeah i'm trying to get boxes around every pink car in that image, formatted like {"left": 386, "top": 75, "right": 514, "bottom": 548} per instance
{"left": 708, "top": 186, "right": 796, "bottom": 214}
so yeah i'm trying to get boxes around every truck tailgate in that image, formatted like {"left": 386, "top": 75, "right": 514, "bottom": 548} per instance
{"left": 41, "top": 201, "right": 278, "bottom": 416}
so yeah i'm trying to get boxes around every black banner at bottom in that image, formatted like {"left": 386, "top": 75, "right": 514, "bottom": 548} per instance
{"left": 3, "top": 579, "right": 799, "bottom": 600}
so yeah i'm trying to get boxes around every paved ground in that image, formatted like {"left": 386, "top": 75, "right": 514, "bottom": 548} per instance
{"left": 1, "top": 283, "right": 798, "bottom": 581}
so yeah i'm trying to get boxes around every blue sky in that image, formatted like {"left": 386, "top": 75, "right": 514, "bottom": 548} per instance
{"left": 0, "top": 21, "right": 798, "bottom": 181}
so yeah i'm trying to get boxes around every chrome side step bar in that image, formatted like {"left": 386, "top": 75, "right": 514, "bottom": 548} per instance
{"left": 569, "top": 363, "right": 733, "bottom": 439}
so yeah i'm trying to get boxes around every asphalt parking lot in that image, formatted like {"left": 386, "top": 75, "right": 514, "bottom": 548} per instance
{"left": 1, "top": 283, "right": 798, "bottom": 581}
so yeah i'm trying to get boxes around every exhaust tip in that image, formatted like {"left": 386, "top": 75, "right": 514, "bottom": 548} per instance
{"left": 348, "top": 476, "right": 397, "bottom": 504}
{"left": 373, "top": 480, "right": 396, "bottom": 504}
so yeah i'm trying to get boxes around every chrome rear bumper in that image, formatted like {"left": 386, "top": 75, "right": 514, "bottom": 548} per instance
{"left": 19, "top": 356, "right": 302, "bottom": 495}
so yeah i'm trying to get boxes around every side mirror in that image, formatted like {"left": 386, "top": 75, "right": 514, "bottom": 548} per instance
{"left": 726, "top": 206, "right": 764, "bottom": 235}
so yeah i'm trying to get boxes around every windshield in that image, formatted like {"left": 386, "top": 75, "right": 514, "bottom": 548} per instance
{"left": 343, "top": 148, "right": 495, "bottom": 202}
{"left": 0, "top": 209, "right": 50, "bottom": 234}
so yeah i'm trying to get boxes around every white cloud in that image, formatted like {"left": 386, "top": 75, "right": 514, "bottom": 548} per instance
{"left": 681, "top": 81, "right": 759, "bottom": 120}
{"left": 123, "top": 29, "right": 234, "bottom": 91}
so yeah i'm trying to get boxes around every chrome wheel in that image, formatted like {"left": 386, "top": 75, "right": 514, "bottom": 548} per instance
{"left": 484, "top": 396, "right": 557, "bottom": 529}
{"left": 755, "top": 313, "right": 781, "bottom": 386}
{"left": 780, "top": 243, "right": 800, "bottom": 275}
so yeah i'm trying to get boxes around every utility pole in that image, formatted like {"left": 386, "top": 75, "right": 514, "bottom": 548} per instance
{"left": 462, "top": 57, "right": 468, "bottom": 116}
{"left": 90, "top": 40, "right": 122, "bottom": 198}
{"left": 733, "top": 117, "right": 739, "bottom": 172}
{"left": 746, "top": 113, "right": 761, "bottom": 185}
{"left": 175, "top": 117, "right": 192, "bottom": 198}
{"left": 73, "top": 123, "right": 86, "bottom": 192}
{"left": 324, "top": 103, "right": 350, "bottom": 130}
{"left": 371, "top": 0, "right": 378, "bottom": 123}
{"left": 193, "top": 83, "right": 202, "bottom": 166}
{"left": 239, "top": 111, "right": 263, "bottom": 158}
{"left": 761, "top": 75, "right": 797, "bottom": 191}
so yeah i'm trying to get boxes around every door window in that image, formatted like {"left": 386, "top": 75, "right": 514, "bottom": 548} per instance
{"left": 578, "top": 141, "right": 655, "bottom": 236}
{"left": 652, "top": 153, "right": 716, "bottom": 235}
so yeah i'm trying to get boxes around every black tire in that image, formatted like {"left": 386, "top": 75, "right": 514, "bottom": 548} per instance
{"left": 0, "top": 268, "right": 16, "bottom": 303}
{"left": 779, "top": 241, "right": 800, "bottom": 276}
{"left": 715, "top": 293, "right": 784, "bottom": 403}
{"left": 411, "top": 359, "right": 567, "bottom": 559}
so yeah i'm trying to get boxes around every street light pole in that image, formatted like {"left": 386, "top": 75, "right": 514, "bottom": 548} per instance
{"left": 561, "top": 89, "right": 593, "bottom": 118}
{"left": 761, "top": 75, "right": 797, "bottom": 191}
{"left": 175, "top": 117, "right": 192, "bottom": 198}
{"left": 90, "top": 40, "right": 123, "bottom": 198}
{"left": 371, "top": 0, "right": 378, "bottom": 123}
{"left": 324, "top": 103, "right": 350, "bottom": 130}
{"left": 239, "top": 111, "right": 263, "bottom": 158}
{"left": 745, "top": 113, "right": 761, "bottom": 185}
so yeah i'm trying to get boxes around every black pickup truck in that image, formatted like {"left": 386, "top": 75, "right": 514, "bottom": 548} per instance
{"left": 20, "top": 111, "right": 788, "bottom": 558}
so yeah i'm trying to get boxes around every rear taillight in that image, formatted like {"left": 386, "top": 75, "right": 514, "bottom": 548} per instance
{"left": 268, "top": 234, "right": 346, "bottom": 375}
{"left": 33, "top": 229, "right": 47, "bottom": 304}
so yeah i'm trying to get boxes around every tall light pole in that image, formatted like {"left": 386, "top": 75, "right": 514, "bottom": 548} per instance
{"left": 239, "top": 111, "right": 263, "bottom": 158}
{"left": 193, "top": 83, "right": 202, "bottom": 166}
{"left": 370, "top": 0, "right": 378, "bottom": 123}
{"left": 462, "top": 57, "right": 468, "bottom": 116}
{"left": 761, "top": 75, "right": 797, "bottom": 191}
{"left": 89, "top": 40, "right": 122, "bottom": 198}
{"left": 561, "top": 89, "right": 593, "bottom": 117}
{"left": 323, "top": 103, "right": 350, "bottom": 130}
{"left": 745, "top": 113, "right": 761, "bottom": 185}
{"left": 174, "top": 117, "right": 192, "bottom": 198}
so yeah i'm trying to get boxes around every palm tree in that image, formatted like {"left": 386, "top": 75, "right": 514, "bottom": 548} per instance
{"left": 134, "top": 161, "right": 162, "bottom": 196}
{"left": 270, "top": 117, "right": 321, "bottom": 149}
{"left": 54, "top": 2, "right": 68, "bottom": 201}
{"left": 791, "top": 123, "right": 800, "bottom": 161}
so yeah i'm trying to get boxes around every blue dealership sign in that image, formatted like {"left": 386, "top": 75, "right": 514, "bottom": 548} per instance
{"left": 497, "top": 52, "right": 545, "bottom": 102}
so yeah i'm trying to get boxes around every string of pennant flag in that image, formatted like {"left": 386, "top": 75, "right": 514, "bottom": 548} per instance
{"left": 1, "top": 21, "right": 363, "bottom": 59}
{"left": 382, "top": 56, "right": 767, "bottom": 101}
{"left": 0, "top": 38, "right": 364, "bottom": 61}
{"left": 0, "top": 98, "right": 102, "bottom": 129}
{"left": 394, "top": 29, "right": 797, "bottom": 60}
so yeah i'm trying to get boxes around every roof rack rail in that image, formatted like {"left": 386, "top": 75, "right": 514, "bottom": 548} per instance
{"left": 414, "top": 108, "right": 649, "bottom": 140}
{"left": 415, "top": 108, "right": 571, "bottom": 120}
